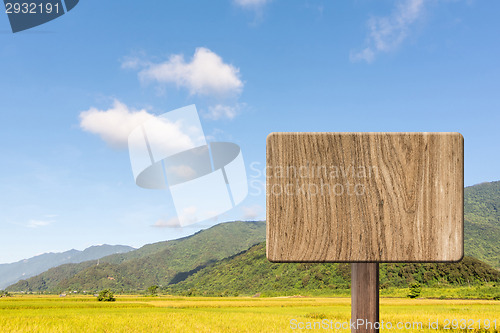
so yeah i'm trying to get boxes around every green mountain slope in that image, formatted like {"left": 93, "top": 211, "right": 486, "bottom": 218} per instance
{"left": 0, "top": 244, "right": 134, "bottom": 289}
{"left": 6, "top": 221, "right": 265, "bottom": 292}
{"left": 8, "top": 261, "right": 97, "bottom": 292}
{"left": 464, "top": 181, "right": 500, "bottom": 269}
{"left": 166, "top": 243, "right": 500, "bottom": 296}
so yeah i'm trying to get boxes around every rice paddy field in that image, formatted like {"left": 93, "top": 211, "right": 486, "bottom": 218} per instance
{"left": 0, "top": 295, "right": 498, "bottom": 332}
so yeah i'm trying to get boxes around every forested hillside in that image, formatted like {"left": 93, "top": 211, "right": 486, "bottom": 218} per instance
{"left": 0, "top": 245, "right": 133, "bottom": 289}
{"left": 7, "top": 221, "right": 266, "bottom": 292}
{"left": 464, "top": 181, "right": 500, "bottom": 269}
{"left": 165, "top": 243, "right": 500, "bottom": 296}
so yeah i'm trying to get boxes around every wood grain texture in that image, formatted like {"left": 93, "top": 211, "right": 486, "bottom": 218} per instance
{"left": 266, "top": 133, "right": 463, "bottom": 262}
{"left": 351, "top": 263, "right": 379, "bottom": 333}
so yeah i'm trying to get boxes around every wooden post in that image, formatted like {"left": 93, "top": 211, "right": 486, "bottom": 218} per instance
{"left": 351, "top": 263, "right": 379, "bottom": 333}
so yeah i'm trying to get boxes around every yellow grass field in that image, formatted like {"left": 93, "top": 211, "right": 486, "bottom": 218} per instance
{"left": 0, "top": 295, "right": 498, "bottom": 332}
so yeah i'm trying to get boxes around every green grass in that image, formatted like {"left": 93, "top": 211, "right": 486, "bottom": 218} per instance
{"left": 0, "top": 295, "right": 498, "bottom": 332}
{"left": 380, "top": 285, "right": 500, "bottom": 299}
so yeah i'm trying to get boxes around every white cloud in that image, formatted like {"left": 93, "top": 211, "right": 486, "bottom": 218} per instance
{"left": 234, "top": 0, "right": 270, "bottom": 8}
{"left": 204, "top": 128, "right": 226, "bottom": 142}
{"left": 79, "top": 100, "right": 155, "bottom": 148}
{"left": 138, "top": 47, "right": 243, "bottom": 97}
{"left": 349, "top": 47, "right": 375, "bottom": 63}
{"left": 152, "top": 206, "right": 201, "bottom": 228}
{"left": 177, "top": 206, "right": 199, "bottom": 225}
{"left": 241, "top": 204, "right": 263, "bottom": 220}
{"left": 204, "top": 104, "right": 239, "bottom": 120}
{"left": 121, "top": 56, "right": 142, "bottom": 70}
{"left": 79, "top": 100, "right": 197, "bottom": 151}
{"left": 152, "top": 217, "right": 181, "bottom": 228}
{"left": 138, "top": 116, "right": 198, "bottom": 154}
{"left": 351, "top": 0, "right": 426, "bottom": 63}
{"left": 167, "top": 165, "right": 197, "bottom": 180}
{"left": 121, "top": 51, "right": 148, "bottom": 70}
{"left": 27, "top": 219, "right": 54, "bottom": 228}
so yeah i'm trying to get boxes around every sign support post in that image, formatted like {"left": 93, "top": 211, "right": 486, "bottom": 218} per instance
{"left": 351, "top": 263, "right": 379, "bottom": 333}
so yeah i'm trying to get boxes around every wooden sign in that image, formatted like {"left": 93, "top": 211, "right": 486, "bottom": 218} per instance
{"left": 266, "top": 132, "right": 464, "bottom": 263}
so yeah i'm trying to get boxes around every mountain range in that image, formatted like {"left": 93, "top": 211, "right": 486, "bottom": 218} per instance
{"left": 0, "top": 245, "right": 134, "bottom": 289}
{"left": 5, "top": 181, "right": 500, "bottom": 294}
{"left": 6, "top": 221, "right": 266, "bottom": 292}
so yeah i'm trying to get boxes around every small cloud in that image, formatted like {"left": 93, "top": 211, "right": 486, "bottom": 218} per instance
{"left": 27, "top": 219, "right": 54, "bottom": 228}
{"left": 234, "top": 0, "right": 270, "bottom": 8}
{"left": 178, "top": 206, "right": 199, "bottom": 225}
{"left": 351, "top": 0, "right": 426, "bottom": 63}
{"left": 137, "top": 47, "right": 243, "bottom": 97}
{"left": 305, "top": 1, "right": 324, "bottom": 17}
{"left": 121, "top": 56, "right": 142, "bottom": 70}
{"left": 349, "top": 47, "right": 375, "bottom": 63}
{"left": 167, "top": 165, "right": 197, "bottom": 180}
{"left": 204, "top": 128, "right": 226, "bottom": 142}
{"left": 152, "top": 217, "right": 181, "bottom": 228}
{"left": 241, "top": 204, "right": 263, "bottom": 220}
{"left": 204, "top": 104, "right": 240, "bottom": 120}
{"left": 121, "top": 51, "right": 148, "bottom": 70}
{"left": 152, "top": 206, "right": 200, "bottom": 228}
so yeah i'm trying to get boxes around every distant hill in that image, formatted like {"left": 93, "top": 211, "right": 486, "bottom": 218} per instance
{"left": 464, "top": 181, "right": 500, "bottom": 269}
{"left": 0, "top": 245, "right": 134, "bottom": 289}
{"left": 6, "top": 221, "right": 266, "bottom": 292}
{"left": 6, "top": 180, "right": 500, "bottom": 293}
{"left": 165, "top": 242, "right": 500, "bottom": 296}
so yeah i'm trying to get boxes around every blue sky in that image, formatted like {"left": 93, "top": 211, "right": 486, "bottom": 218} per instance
{"left": 0, "top": 0, "right": 499, "bottom": 263}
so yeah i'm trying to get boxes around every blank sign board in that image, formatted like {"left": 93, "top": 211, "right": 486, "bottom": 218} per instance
{"left": 266, "top": 133, "right": 464, "bottom": 262}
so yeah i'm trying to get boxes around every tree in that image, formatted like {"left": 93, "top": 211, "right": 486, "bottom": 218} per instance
{"left": 97, "top": 289, "right": 115, "bottom": 302}
{"left": 147, "top": 285, "right": 159, "bottom": 296}
{"left": 407, "top": 282, "right": 421, "bottom": 298}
